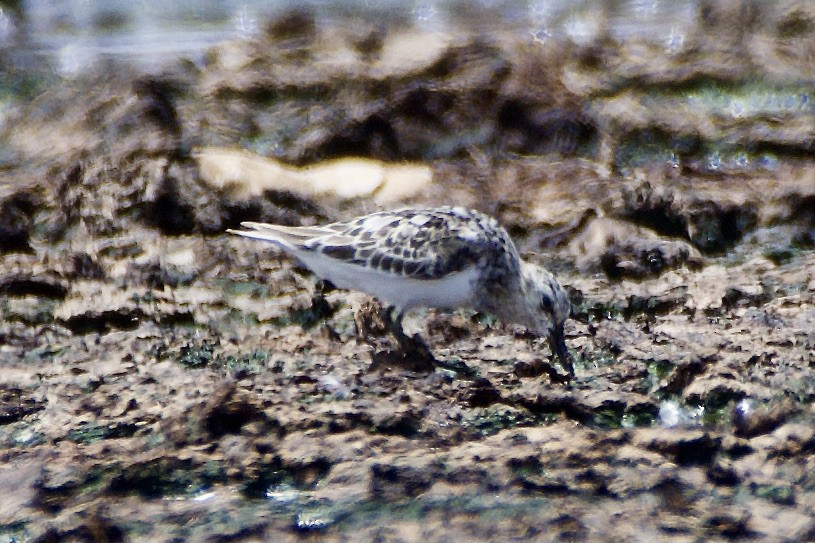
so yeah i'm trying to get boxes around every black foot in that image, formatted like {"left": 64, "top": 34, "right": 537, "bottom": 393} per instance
{"left": 514, "top": 357, "right": 571, "bottom": 385}
{"left": 380, "top": 305, "right": 436, "bottom": 372}
{"left": 354, "top": 301, "right": 436, "bottom": 372}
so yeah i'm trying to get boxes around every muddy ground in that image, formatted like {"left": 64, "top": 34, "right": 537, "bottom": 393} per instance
{"left": 1, "top": 4, "right": 815, "bottom": 542}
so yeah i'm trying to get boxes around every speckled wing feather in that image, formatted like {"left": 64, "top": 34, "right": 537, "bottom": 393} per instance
{"left": 299, "top": 206, "right": 520, "bottom": 279}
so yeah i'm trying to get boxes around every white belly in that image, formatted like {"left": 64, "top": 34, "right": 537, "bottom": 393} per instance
{"left": 296, "top": 251, "right": 479, "bottom": 310}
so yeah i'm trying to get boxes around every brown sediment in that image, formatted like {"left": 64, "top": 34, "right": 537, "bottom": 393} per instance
{"left": 1, "top": 4, "right": 815, "bottom": 541}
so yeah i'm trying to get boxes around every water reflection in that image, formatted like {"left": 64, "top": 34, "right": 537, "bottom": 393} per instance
{"left": 10, "top": 0, "right": 706, "bottom": 73}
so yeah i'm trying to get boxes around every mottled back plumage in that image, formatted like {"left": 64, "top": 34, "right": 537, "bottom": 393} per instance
{"left": 259, "top": 207, "right": 518, "bottom": 280}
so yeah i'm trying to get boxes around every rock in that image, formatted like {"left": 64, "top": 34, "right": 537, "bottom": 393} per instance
{"left": 456, "top": 377, "right": 502, "bottom": 408}
{"left": 0, "top": 192, "right": 38, "bottom": 254}
{"left": 369, "top": 460, "right": 435, "bottom": 501}
{"left": 196, "top": 147, "right": 432, "bottom": 204}
{"left": 633, "top": 429, "right": 722, "bottom": 466}
{"left": 682, "top": 378, "right": 770, "bottom": 406}
{"left": 371, "top": 31, "right": 453, "bottom": 79}
{"left": 54, "top": 282, "right": 146, "bottom": 334}
{"left": 0, "top": 388, "right": 44, "bottom": 424}
{"left": 0, "top": 272, "right": 68, "bottom": 299}
{"left": 732, "top": 399, "right": 799, "bottom": 439}
{"left": 570, "top": 217, "right": 703, "bottom": 278}
{"left": 0, "top": 460, "right": 40, "bottom": 523}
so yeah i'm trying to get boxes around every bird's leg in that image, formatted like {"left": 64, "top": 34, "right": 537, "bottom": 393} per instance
{"left": 380, "top": 305, "right": 436, "bottom": 368}
{"left": 315, "top": 279, "right": 336, "bottom": 296}
{"left": 380, "top": 306, "right": 412, "bottom": 350}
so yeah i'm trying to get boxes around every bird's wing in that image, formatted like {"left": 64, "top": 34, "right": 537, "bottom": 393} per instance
{"left": 230, "top": 208, "right": 518, "bottom": 280}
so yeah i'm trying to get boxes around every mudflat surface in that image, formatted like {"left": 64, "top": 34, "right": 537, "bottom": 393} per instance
{"left": 1, "top": 4, "right": 815, "bottom": 542}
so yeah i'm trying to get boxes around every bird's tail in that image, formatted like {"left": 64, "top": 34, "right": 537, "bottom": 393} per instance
{"left": 227, "top": 222, "right": 333, "bottom": 251}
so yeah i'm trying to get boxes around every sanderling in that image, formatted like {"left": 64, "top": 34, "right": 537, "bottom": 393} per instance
{"left": 228, "top": 206, "right": 573, "bottom": 376}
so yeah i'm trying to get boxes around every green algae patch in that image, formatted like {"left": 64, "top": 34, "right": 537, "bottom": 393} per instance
{"left": 108, "top": 458, "right": 227, "bottom": 499}
{"left": 0, "top": 522, "right": 28, "bottom": 543}
{"left": 461, "top": 405, "right": 535, "bottom": 437}
{"left": 288, "top": 293, "right": 337, "bottom": 330}
{"left": 177, "top": 340, "right": 217, "bottom": 368}
{"left": 214, "top": 349, "right": 269, "bottom": 375}
{"left": 67, "top": 421, "right": 141, "bottom": 444}
{"left": 751, "top": 483, "right": 795, "bottom": 506}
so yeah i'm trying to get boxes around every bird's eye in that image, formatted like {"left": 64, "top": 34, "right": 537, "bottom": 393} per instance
{"left": 540, "top": 296, "right": 554, "bottom": 314}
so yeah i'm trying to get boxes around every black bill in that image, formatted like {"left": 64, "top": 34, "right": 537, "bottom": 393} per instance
{"left": 548, "top": 322, "right": 574, "bottom": 378}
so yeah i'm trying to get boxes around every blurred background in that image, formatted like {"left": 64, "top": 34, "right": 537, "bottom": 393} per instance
{"left": 8, "top": 1, "right": 705, "bottom": 73}
{"left": 4, "top": 0, "right": 813, "bottom": 172}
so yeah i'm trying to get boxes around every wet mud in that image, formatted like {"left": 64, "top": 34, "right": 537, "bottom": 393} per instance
{"left": 1, "top": 3, "right": 815, "bottom": 542}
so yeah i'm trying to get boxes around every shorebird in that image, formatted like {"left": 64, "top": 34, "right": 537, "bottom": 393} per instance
{"left": 228, "top": 206, "right": 573, "bottom": 377}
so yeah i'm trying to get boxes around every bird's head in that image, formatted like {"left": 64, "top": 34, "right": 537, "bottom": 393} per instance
{"left": 520, "top": 262, "right": 573, "bottom": 376}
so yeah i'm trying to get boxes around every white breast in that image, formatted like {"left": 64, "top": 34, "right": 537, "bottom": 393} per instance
{"left": 295, "top": 250, "right": 479, "bottom": 310}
